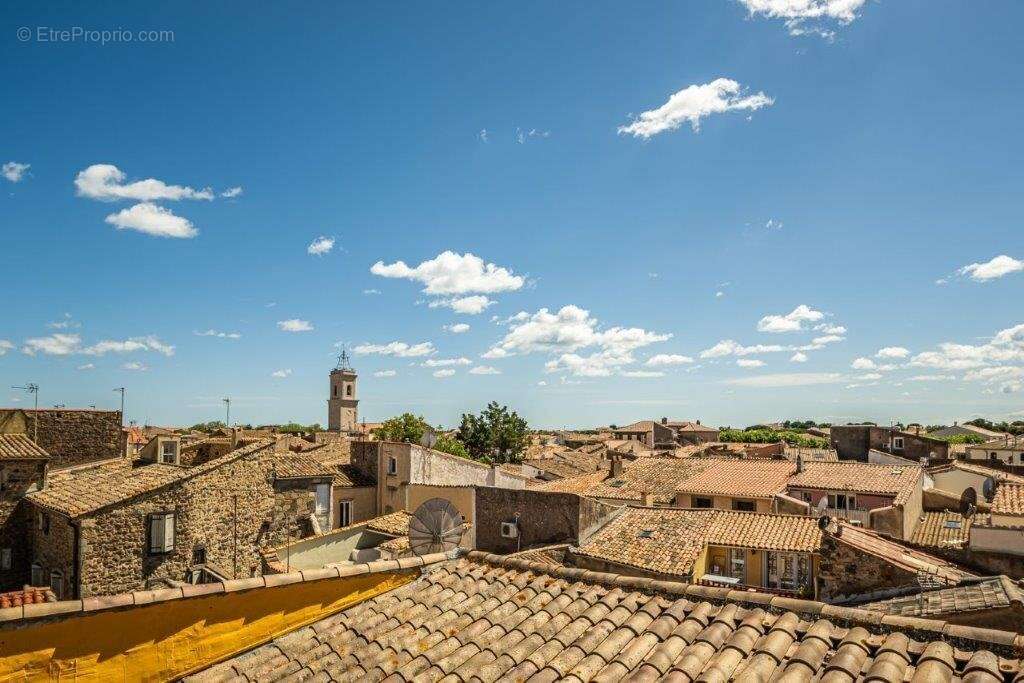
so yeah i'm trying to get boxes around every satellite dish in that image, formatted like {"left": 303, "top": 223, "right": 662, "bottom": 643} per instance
{"left": 982, "top": 477, "right": 997, "bottom": 502}
{"left": 408, "top": 498, "right": 465, "bottom": 556}
{"left": 814, "top": 496, "right": 829, "bottom": 516}
{"left": 959, "top": 487, "right": 977, "bottom": 518}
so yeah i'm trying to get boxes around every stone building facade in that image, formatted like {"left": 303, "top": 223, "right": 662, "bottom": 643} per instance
{"left": 830, "top": 425, "right": 948, "bottom": 463}
{"left": 0, "top": 408, "right": 124, "bottom": 470}
{"left": 26, "top": 441, "right": 280, "bottom": 598}
{"left": 327, "top": 360, "right": 358, "bottom": 433}
{"left": 0, "top": 435, "right": 49, "bottom": 590}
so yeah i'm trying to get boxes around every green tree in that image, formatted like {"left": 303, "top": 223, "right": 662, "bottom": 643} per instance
{"left": 433, "top": 433, "right": 469, "bottom": 459}
{"left": 190, "top": 420, "right": 226, "bottom": 433}
{"left": 374, "top": 413, "right": 430, "bottom": 443}
{"left": 457, "top": 402, "right": 529, "bottom": 464}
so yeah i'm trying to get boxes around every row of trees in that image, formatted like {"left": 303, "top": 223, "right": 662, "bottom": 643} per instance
{"left": 373, "top": 402, "right": 530, "bottom": 464}
{"left": 718, "top": 428, "right": 828, "bottom": 449}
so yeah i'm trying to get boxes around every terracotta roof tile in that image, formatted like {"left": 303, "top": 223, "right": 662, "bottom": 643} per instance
{"left": 0, "top": 434, "right": 49, "bottom": 460}
{"left": 674, "top": 458, "right": 796, "bottom": 499}
{"left": 992, "top": 482, "right": 1024, "bottom": 516}
{"left": 833, "top": 523, "right": 975, "bottom": 586}
{"left": 787, "top": 461, "right": 922, "bottom": 504}
{"left": 27, "top": 440, "right": 273, "bottom": 518}
{"left": 364, "top": 510, "right": 412, "bottom": 536}
{"left": 186, "top": 552, "right": 1024, "bottom": 682}
{"left": 533, "top": 458, "right": 710, "bottom": 504}
{"left": 910, "top": 510, "right": 972, "bottom": 548}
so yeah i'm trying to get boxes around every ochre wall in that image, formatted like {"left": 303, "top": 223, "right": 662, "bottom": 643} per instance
{"left": 0, "top": 568, "right": 416, "bottom": 681}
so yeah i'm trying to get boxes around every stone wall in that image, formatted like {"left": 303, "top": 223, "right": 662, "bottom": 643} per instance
{"left": 179, "top": 439, "right": 233, "bottom": 467}
{"left": 265, "top": 479, "right": 318, "bottom": 548}
{"left": 830, "top": 425, "right": 948, "bottom": 463}
{"left": 817, "top": 532, "right": 918, "bottom": 601}
{"left": 1, "top": 409, "right": 124, "bottom": 470}
{"left": 27, "top": 510, "right": 76, "bottom": 599}
{"left": 0, "top": 459, "right": 46, "bottom": 590}
{"left": 474, "top": 487, "right": 618, "bottom": 554}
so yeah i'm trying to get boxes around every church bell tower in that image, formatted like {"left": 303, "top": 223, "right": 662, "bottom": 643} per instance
{"left": 328, "top": 350, "right": 358, "bottom": 432}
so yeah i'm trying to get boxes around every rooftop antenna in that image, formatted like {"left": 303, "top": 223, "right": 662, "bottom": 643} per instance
{"left": 112, "top": 387, "right": 125, "bottom": 426}
{"left": 11, "top": 383, "right": 39, "bottom": 442}
{"left": 223, "top": 397, "right": 231, "bottom": 427}
{"left": 408, "top": 498, "right": 465, "bottom": 555}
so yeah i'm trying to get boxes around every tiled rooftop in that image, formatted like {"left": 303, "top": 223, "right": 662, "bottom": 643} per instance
{"left": 992, "top": 482, "right": 1024, "bottom": 516}
{"left": 787, "top": 461, "right": 922, "bottom": 504}
{"left": 833, "top": 523, "right": 974, "bottom": 587}
{"left": 929, "top": 459, "right": 1024, "bottom": 484}
{"left": 674, "top": 458, "right": 796, "bottom": 499}
{"left": 910, "top": 510, "right": 973, "bottom": 549}
{"left": 186, "top": 551, "right": 1024, "bottom": 682}
{"left": 575, "top": 507, "right": 824, "bottom": 579}
{"left": 27, "top": 440, "right": 273, "bottom": 518}
{"left": 533, "top": 458, "right": 710, "bottom": 504}
{"left": 0, "top": 433, "right": 49, "bottom": 460}
{"left": 861, "top": 575, "right": 1024, "bottom": 621}
{"left": 364, "top": 510, "right": 413, "bottom": 536}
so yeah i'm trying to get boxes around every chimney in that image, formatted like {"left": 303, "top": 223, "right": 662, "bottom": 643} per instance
{"left": 796, "top": 451, "right": 804, "bottom": 474}
{"left": 609, "top": 454, "right": 623, "bottom": 477}
{"left": 661, "top": 417, "right": 668, "bottom": 425}
{"left": 641, "top": 491, "right": 655, "bottom": 506}
{"left": 696, "top": 420, "right": 701, "bottom": 425}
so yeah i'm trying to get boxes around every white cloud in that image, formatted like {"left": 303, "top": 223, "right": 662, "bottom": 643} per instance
{"left": 851, "top": 357, "right": 875, "bottom": 370}
{"left": 76, "top": 363, "right": 95, "bottom": 370}
{"left": 469, "top": 365, "right": 501, "bottom": 375}
{"left": 725, "top": 372, "right": 844, "bottom": 388}
{"left": 620, "top": 370, "right": 665, "bottom": 378}
{"left": 271, "top": 369, "right": 292, "bottom": 378}
{"left": 908, "top": 374, "right": 956, "bottom": 382}
{"left": 911, "top": 323, "right": 1024, "bottom": 371}
{"left": 307, "top": 236, "right": 335, "bottom": 256}
{"left": 0, "top": 340, "right": 14, "bottom": 355}
{"left": 618, "top": 78, "right": 773, "bottom": 138}
{"left": 478, "top": 129, "right": 489, "bottom": 143}
{"left": 104, "top": 202, "right": 197, "bottom": 238}
{"left": 481, "top": 347, "right": 509, "bottom": 359}
{"left": 354, "top": 341, "right": 436, "bottom": 357}
{"left": 736, "top": 0, "right": 869, "bottom": 37}
{"left": 371, "top": 251, "right": 523, "bottom": 295}
{"left": 195, "top": 329, "right": 241, "bottom": 339}
{"left": 75, "top": 164, "right": 213, "bottom": 201}
{"left": 3, "top": 162, "right": 30, "bottom": 183}
{"left": 765, "top": 218, "right": 783, "bottom": 231}
{"left": 363, "top": 289, "right": 381, "bottom": 295}
{"left": 545, "top": 350, "right": 634, "bottom": 377}
{"left": 876, "top": 346, "right": 909, "bottom": 359}
{"left": 221, "top": 186, "right": 243, "bottom": 198}
{"left": 486, "top": 305, "right": 670, "bottom": 364}
{"left": 429, "top": 295, "right": 494, "bottom": 315}
{"left": 700, "top": 340, "right": 787, "bottom": 358}
{"left": 958, "top": 255, "right": 1024, "bottom": 282}
{"left": 443, "top": 323, "right": 470, "bottom": 334}
{"left": 801, "top": 334, "right": 844, "bottom": 350}
{"left": 423, "top": 357, "right": 472, "bottom": 367}
{"left": 433, "top": 369, "right": 456, "bottom": 378}
{"left": 737, "top": 359, "right": 765, "bottom": 368}
{"left": 646, "top": 353, "right": 694, "bottom": 366}
{"left": 277, "top": 319, "right": 314, "bottom": 332}
{"left": 537, "top": 380, "right": 548, "bottom": 387}
{"left": 814, "top": 323, "right": 846, "bottom": 335}
{"left": 21, "top": 333, "right": 174, "bottom": 357}
{"left": 757, "top": 305, "right": 824, "bottom": 333}
{"left": 374, "top": 370, "right": 397, "bottom": 378}
{"left": 715, "top": 291, "right": 725, "bottom": 298}
{"left": 122, "top": 361, "right": 148, "bottom": 371}
{"left": 790, "top": 352, "right": 808, "bottom": 363}
{"left": 48, "top": 314, "right": 79, "bottom": 330}
{"left": 858, "top": 372, "right": 884, "bottom": 380}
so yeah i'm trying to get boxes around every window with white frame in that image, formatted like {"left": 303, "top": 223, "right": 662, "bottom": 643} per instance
{"left": 160, "top": 440, "right": 179, "bottom": 464}
{"left": 148, "top": 512, "right": 176, "bottom": 554}
{"left": 827, "top": 493, "right": 856, "bottom": 510}
{"left": 387, "top": 457, "right": 398, "bottom": 475}
{"left": 338, "top": 500, "right": 352, "bottom": 527}
{"left": 892, "top": 436, "right": 904, "bottom": 450}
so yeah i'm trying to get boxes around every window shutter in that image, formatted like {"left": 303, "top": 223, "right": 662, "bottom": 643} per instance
{"left": 164, "top": 514, "right": 175, "bottom": 551}
{"left": 150, "top": 514, "right": 165, "bottom": 552}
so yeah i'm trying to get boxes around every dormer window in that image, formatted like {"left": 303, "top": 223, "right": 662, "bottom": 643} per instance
{"left": 160, "top": 441, "right": 179, "bottom": 465}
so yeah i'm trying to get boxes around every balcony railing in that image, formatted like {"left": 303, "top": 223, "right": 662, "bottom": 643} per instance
{"left": 697, "top": 577, "right": 804, "bottom": 598}
{"left": 824, "top": 507, "right": 870, "bottom": 525}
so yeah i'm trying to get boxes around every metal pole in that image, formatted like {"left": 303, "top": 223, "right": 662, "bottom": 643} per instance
{"left": 223, "top": 398, "right": 231, "bottom": 426}
{"left": 112, "top": 388, "right": 125, "bottom": 426}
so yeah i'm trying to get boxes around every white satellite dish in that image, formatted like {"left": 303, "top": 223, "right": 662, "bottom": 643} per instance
{"left": 408, "top": 498, "right": 465, "bottom": 556}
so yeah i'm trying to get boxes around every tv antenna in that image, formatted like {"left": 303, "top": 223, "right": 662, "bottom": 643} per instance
{"left": 11, "top": 383, "right": 39, "bottom": 441}
{"left": 112, "top": 387, "right": 126, "bottom": 425}
{"left": 223, "top": 397, "right": 231, "bottom": 426}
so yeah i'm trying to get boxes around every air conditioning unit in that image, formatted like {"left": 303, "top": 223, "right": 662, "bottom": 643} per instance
{"left": 501, "top": 522, "right": 519, "bottom": 539}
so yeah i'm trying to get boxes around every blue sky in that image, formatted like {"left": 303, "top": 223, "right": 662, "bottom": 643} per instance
{"left": 2, "top": 1, "right": 1023, "bottom": 429}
